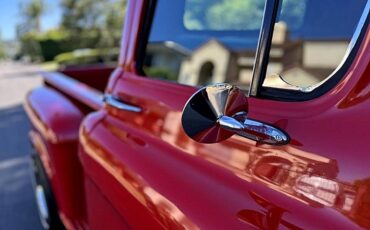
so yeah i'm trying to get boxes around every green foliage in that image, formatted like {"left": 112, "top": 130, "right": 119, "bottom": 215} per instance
{"left": 184, "top": 0, "right": 264, "bottom": 30}
{"left": 185, "top": 0, "right": 307, "bottom": 31}
{"left": 54, "top": 48, "right": 119, "bottom": 66}
{"left": 19, "top": 32, "right": 42, "bottom": 61}
{"left": 207, "top": 0, "right": 264, "bottom": 30}
{"left": 36, "top": 29, "right": 70, "bottom": 41}
{"left": 33, "top": 29, "right": 69, "bottom": 61}
{"left": 17, "top": 0, "right": 126, "bottom": 62}
{"left": 38, "top": 40, "right": 64, "bottom": 61}
{"left": 60, "top": 0, "right": 127, "bottom": 49}
{"left": 280, "top": 0, "right": 307, "bottom": 29}
{"left": 19, "top": 0, "right": 46, "bottom": 34}
{"left": 0, "top": 31, "right": 6, "bottom": 59}
{"left": 61, "top": 0, "right": 102, "bottom": 31}
{"left": 184, "top": 0, "right": 220, "bottom": 30}
{"left": 144, "top": 67, "right": 177, "bottom": 81}
{"left": 17, "top": 0, "right": 46, "bottom": 60}
{"left": 0, "top": 42, "right": 6, "bottom": 60}
{"left": 99, "top": 0, "right": 127, "bottom": 48}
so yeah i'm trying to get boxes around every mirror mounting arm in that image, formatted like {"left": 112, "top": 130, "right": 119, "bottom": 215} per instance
{"left": 181, "top": 83, "right": 290, "bottom": 145}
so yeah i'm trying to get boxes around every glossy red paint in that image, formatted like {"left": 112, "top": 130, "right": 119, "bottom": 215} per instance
{"left": 60, "top": 65, "right": 115, "bottom": 92}
{"left": 24, "top": 0, "right": 370, "bottom": 229}
{"left": 25, "top": 87, "right": 84, "bottom": 143}
{"left": 43, "top": 72, "right": 103, "bottom": 110}
{"left": 25, "top": 87, "right": 87, "bottom": 228}
{"left": 77, "top": 1, "right": 370, "bottom": 228}
{"left": 118, "top": 0, "right": 144, "bottom": 72}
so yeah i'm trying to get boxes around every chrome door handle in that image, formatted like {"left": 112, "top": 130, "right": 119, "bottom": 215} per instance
{"left": 218, "top": 112, "right": 289, "bottom": 145}
{"left": 103, "top": 94, "right": 142, "bottom": 113}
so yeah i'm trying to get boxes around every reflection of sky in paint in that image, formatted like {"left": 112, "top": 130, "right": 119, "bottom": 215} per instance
{"left": 0, "top": 0, "right": 61, "bottom": 40}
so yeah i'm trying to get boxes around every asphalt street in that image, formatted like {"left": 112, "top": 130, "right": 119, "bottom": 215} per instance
{"left": 0, "top": 62, "right": 43, "bottom": 229}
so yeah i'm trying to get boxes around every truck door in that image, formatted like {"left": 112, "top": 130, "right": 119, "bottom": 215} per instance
{"left": 80, "top": 0, "right": 370, "bottom": 229}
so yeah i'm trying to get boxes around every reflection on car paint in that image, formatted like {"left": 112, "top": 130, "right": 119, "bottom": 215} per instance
{"left": 102, "top": 81, "right": 370, "bottom": 228}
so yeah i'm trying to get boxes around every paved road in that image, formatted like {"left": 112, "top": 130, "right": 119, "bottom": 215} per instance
{"left": 0, "top": 62, "right": 43, "bottom": 229}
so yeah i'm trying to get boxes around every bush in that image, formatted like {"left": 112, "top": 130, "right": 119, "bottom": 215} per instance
{"left": 37, "top": 29, "right": 69, "bottom": 61}
{"left": 19, "top": 29, "right": 110, "bottom": 62}
{"left": 143, "top": 66, "right": 177, "bottom": 81}
{"left": 19, "top": 32, "right": 42, "bottom": 61}
{"left": 54, "top": 48, "right": 120, "bottom": 67}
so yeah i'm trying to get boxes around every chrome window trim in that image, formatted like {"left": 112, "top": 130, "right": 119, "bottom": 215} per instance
{"left": 251, "top": 0, "right": 370, "bottom": 100}
{"left": 294, "top": 0, "right": 370, "bottom": 93}
{"left": 249, "top": 0, "right": 280, "bottom": 97}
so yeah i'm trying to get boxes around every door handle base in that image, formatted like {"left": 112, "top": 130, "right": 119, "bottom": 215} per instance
{"left": 104, "top": 94, "right": 142, "bottom": 113}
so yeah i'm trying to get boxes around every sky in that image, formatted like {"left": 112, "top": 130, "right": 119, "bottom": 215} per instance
{"left": 0, "top": 0, "right": 61, "bottom": 41}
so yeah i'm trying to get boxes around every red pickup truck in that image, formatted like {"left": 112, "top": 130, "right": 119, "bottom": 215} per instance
{"left": 25, "top": 0, "right": 370, "bottom": 229}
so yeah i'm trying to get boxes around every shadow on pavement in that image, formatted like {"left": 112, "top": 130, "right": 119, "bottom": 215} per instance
{"left": 0, "top": 104, "right": 42, "bottom": 230}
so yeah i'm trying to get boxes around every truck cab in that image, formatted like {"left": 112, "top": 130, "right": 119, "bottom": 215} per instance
{"left": 25, "top": 0, "right": 370, "bottom": 229}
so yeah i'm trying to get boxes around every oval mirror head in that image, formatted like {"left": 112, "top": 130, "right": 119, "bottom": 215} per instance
{"left": 181, "top": 83, "right": 248, "bottom": 143}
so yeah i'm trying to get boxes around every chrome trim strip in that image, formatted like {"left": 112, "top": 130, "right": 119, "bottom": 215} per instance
{"left": 35, "top": 185, "right": 50, "bottom": 229}
{"left": 42, "top": 71, "right": 104, "bottom": 110}
{"left": 249, "top": 0, "right": 281, "bottom": 97}
{"left": 300, "top": 0, "right": 370, "bottom": 93}
{"left": 104, "top": 94, "right": 142, "bottom": 113}
{"left": 349, "top": 0, "right": 370, "bottom": 51}
{"left": 256, "top": 0, "right": 370, "bottom": 95}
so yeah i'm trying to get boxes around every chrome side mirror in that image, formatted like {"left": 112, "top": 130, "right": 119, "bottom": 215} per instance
{"left": 181, "top": 83, "right": 289, "bottom": 145}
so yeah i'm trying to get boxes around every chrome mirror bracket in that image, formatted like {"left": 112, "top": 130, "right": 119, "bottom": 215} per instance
{"left": 181, "top": 83, "right": 289, "bottom": 145}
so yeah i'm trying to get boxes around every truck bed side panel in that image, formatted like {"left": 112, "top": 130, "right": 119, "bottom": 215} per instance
{"left": 25, "top": 86, "right": 87, "bottom": 228}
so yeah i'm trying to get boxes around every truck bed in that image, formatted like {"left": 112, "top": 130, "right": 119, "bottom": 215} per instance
{"left": 59, "top": 65, "right": 114, "bottom": 92}
{"left": 40, "top": 65, "right": 115, "bottom": 114}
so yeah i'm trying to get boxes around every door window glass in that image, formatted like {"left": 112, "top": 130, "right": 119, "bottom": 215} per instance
{"left": 142, "top": 0, "right": 264, "bottom": 90}
{"left": 262, "top": 0, "right": 368, "bottom": 91}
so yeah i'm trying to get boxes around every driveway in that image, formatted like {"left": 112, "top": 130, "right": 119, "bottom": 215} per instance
{"left": 0, "top": 61, "right": 43, "bottom": 229}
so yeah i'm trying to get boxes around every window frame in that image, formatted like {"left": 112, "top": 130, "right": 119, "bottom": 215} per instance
{"left": 135, "top": 0, "right": 158, "bottom": 77}
{"left": 249, "top": 0, "right": 370, "bottom": 102}
{"left": 135, "top": 0, "right": 369, "bottom": 102}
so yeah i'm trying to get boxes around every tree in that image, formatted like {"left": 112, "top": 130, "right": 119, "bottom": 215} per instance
{"left": 20, "top": 0, "right": 46, "bottom": 33}
{"left": 60, "top": 0, "right": 103, "bottom": 32}
{"left": 16, "top": 0, "right": 46, "bottom": 61}
{"left": 99, "top": 0, "right": 127, "bottom": 48}
{"left": 17, "top": 0, "right": 127, "bottom": 61}
{"left": 184, "top": 0, "right": 218, "bottom": 30}
{"left": 60, "top": 0, "right": 127, "bottom": 49}
{"left": 184, "top": 0, "right": 265, "bottom": 30}
{"left": 0, "top": 31, "right": 7, "bottom": 60}
{"left": 206, "top": 0, "right": 265, "bottom": 30}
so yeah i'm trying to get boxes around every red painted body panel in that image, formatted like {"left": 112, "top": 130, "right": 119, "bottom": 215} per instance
{"left": 60, "top": 65, "right": 114, "bottom": 92}
{"left": 25, "top": 87, "right": 87, "bottom": 228}
{"left": 24, "top": 0, "right": 370, "bottom": 229}
{"left": 77, "top": 2, "right": 370, "bottom": 228}
{"left": 43, "top": 72, "right": 103, "bottom": 110}
{"left": 25, "top": 87, "right": 84, "bottom": 143}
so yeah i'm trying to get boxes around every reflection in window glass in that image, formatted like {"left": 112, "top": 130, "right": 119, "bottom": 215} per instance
{"left": 184, "top": 0, "right": 264, "bottom": 31}
{"left": 263, "top": 0, "right": 367, "bottom": 91}
{"left": 143, "top": 0, "right": 264, "bottom": 90}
